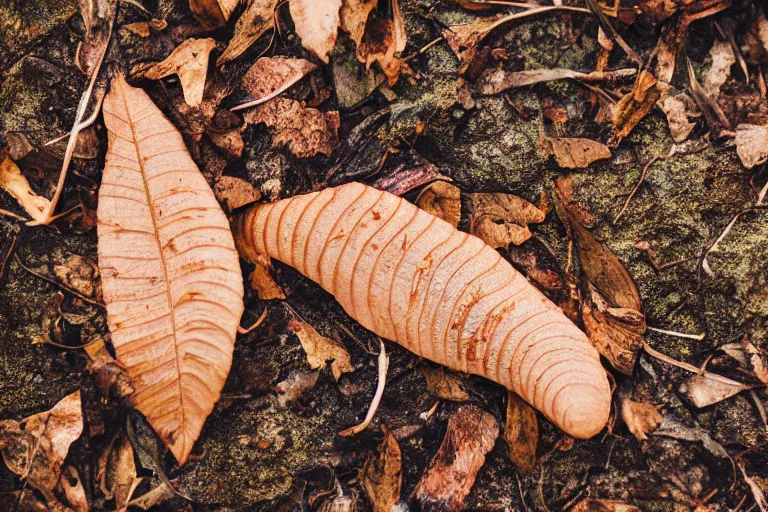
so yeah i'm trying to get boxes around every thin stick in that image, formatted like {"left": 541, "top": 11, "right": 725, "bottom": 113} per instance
{"left": 339, "top": 340, "right": 389, "bottom": 436}
{"left": 403, "top": 36, "right": 445, "bottom": 62}
{"left": 646, "top": 326, "right": 705, "bottom": 341}
{"left": 237, "top": 307, "right": 268, "bottom": 334}
{"left": 13, "top": 254, "right": 105, "bottom": 307}
{"left": 700, "top": 206, "right": 768, "bottom": 278}
{"left": 0, "top": 234, "right": 18, "bottom": 280}
{"left": 44, "top": 90, "right": 106, "bottom": 146}
{"left": 0, "top": 208, "right": 28, "bottom": 222}
{"left": 614, "top": 156, "right": 658, "bottom": 223}
{"left": 641, "top": 340, "right": 699, "bottom": 373}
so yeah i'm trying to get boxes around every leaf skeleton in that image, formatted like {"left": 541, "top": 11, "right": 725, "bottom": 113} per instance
{"left": 233, "top": 181, "right": 611, "bottom": 438}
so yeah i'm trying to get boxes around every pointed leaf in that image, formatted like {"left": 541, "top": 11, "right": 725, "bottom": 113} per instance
{"left": 290, "top": 0, "right": 342, "bottom": 63}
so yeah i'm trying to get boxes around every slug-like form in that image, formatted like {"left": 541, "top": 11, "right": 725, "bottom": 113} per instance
{"left": 233, "top": 182, "right": 611, "bottom": 438}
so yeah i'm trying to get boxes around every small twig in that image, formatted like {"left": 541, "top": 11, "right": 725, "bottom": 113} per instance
{"left": 700, "top": 205, "right": 768, "bottom": 279}
{"left": 641, "top": 340, "right": 700, "bottom": 374}
{"left": 0, "top": 235, "right": 18, "bottom": 280}
{"left": 646, "top": 326, "right": 706, "bottom": 341}
{"left": 750, "top": 390, "right": 768, "bottom": 432}
{"left": 237, "top": 307, "right": 268, "bottom": 334}
{"left": 614, "top": 156, "right": 658, "bottom": 223}
{"left": 0, "top": 208, "right": 29, "bottom": 222}
{"left": 338, "top": 340, "right": 389, "bottom": 436}
{"left": 13, "top": 254, "right": 105, "bottom": 307}
{"left": 44, "top": 90, "right": 106, "bottom": 146}
{"left": 403, "top": 36, "right": 445, "bottom": 62}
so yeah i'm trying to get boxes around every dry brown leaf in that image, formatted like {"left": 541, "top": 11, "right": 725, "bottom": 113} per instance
{"left": 421, "top": 367, "right": 469, "bottom": 401}
{"left": 189, "top": 0, "right": 239, "bottom": 29}
{"left": 126, "top": 482, "right": 176, "bottom": 510}
{"left": 131, "top": 38, "right": 215, "bottom": 107}
{"left": 232, "top": 56, "right": 317, "bottom": 111}
{"left": 361, "top": 425, "right": 402, "bottom": 512}
{"left": 217, "top": 0, "right": 278, "bottom": 66}
{"left": 503, "top": 391, "right": 537, "bottom": 473}
{"left": 287, "top": 318, "right": 354, "bottom": 381}
{"left": 703, "top": 40, "right": 735, "bottom": 100}
{"left": 214, "top": 175, "right": 261, "bottom": 211}
{"left": 123, "top": 18, "right": 167, "bottom": 37}
{"left": 370, "top": 160, "right": 448, "bottom": 197}
{"left": 443, "top": 15, "right": 505, "bottom": 74}
{"left": 97, "top": 75, "right": 244, "bottom": 464}
{"left": 612, "top": 70, "right": 664, "bottom": 141}
{"left": 97, "top": 431, "right": 137, "bottom": 509}
{"left": 507, "top": 244, "right": 565, "bottom": 292}
{"left": 416, "top": 181, "right": 461, "bottom": 228}
{"left": 0, "top": 391, "right": 83, "bottom": 507}
{"left": 621, "top": 396, "right": 661, "bottom": 440}
{"left": 735, "top": 124, "right": 768, "bottom": 169}
{"left": 477, "top": 67, "right": 636, "bottom": 96}
{"left": 53, "top": 252, "right": 101, "bottom": 300}
{"left": 248, "top": 263, "right": 286, "bottom": 300}
{"left": 572, "top": 498, "right": 642, "bottom": 512}
{"left": 85, "top": 339, "right": 135, "bottom": 402}
{"left": 466, "top": 193, "right": 545, "bottom": 250}
{"left": 276, "top": 370, "right": 320, "bottom": 407}
{"left": 0, "top": 156, "right": 51, "bottom": 223}
{"left": 680, "top": 371, "right": 752, "bottom": 408}
{"left": 411, "top": 406, "right": 499, "bottom": 511}
{"left": 290, "top": 0, "right": 342, "bottom": 64}
{"left": 340, "top": 0, "right": 377, "bottom": 46}
{"left": 76, "top": 0, "right": 116, "bottom": 76}
{"left": 58, "top": 465, "right": 89, "bottom": 512}
{"left": 660, "top": 94, "right": 697, "bottom": 142}
{"left": 243, "top": 97, "right": 340, "bottom": 158}
{"left": 356, "top": 0, "right": 406, "bottom": 85}
{"left": 541, "top": 136, "right": 611, "bottom": 169}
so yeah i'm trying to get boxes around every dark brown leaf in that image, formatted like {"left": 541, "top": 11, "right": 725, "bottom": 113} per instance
{"left": 503, "top": 392, "right": 537, "bottom": 472}
{"left": 416, "top": 181, "right": 461, "bottom": 228}
{"left": 361, "top": 425, "right": 402, "bottom": 512}
{"left": 217, "top": 0, "right": 278, "bottom": 66}
{"left": 421, "top": 367, "right": 469, "bottom": 402}
{"left": 612, "top": 70, "right": 664, "bottom": 141}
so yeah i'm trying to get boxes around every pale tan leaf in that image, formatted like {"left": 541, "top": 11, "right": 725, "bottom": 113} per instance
{"left": 503, "top": 391, "right": 537, "bottom": 472}
{"left": 97, "top": 75, "right": 244, "bottom": 465}
{"left": 0, "top": 156, "right": 51, "bottom": 223}
{"left": 361, "top": 425, "right": 402, "bottom": 512}
{"left": 680, "top": 371, "right": 752, "bottom": 408}
{"left": 189, "top": 0, "right": 239, "bottom": 29}
{"left": 660, "top": 94, "right": 697, "bottom": 142}
{"left": 416, "top": 181, "right": 461, "bottom": 228}
{"left": 466, "top": 193, "right": 545, "bottom": 250}
{"left": 217, "top": 0, "right": 278, "bottom": 66}
{"left": 340, "top": 0, "right": 377, "bottom": 46}
{"left": 289, "top": 0, "right": 342, "bottom": 63}
{"left": 620, "top": 397, "right": 661, "bottom": 440}
{"left": 97, "top": 431, "right": 137, "bottom": 509}
{"left": 232, "top": 56, "right": 317, "bottom": 111}
{"left": 131, "top": 38, "right": 216, "bottom": 107}
{"left": 702, "top": 40, "right": 735, "bottom": 100}
{"left": 477, "top": 67, "right": 636, "bottom": 96}
{"left": 287, "top": 318, "right": 354, "bottom": 380}
{"left": 542, "top": 137, "right": 611, "bottom": 169}
{"left": 248, "top": 263, "right": 286, "bottom": 300}
{"left": 735, "top": 124, "right": 768, "bottom": 169}
{"left": 421, "top": 367, "right": 469, "bottom": 401}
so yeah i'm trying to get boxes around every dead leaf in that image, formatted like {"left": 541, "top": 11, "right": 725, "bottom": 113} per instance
{"left": 125, "top": 481, "right": 175, "bottom": 510}
{"left": 276, "top": 370, "right": 320, "bottom": 407}
{"left": 76, "top": 0, "right": 116, "bottom": 76}
{"left": 477, "top": 67, "right": 636, "bottom": 96}
{"left": 680, "top": 371, "right": 752, "bottom": 408}
{"left": 243, "top": 97, "right": 340, "bottom": 158}
{"left": 288, "top": 318, "right": 354, "bottom": 381}
{"left": 0, "top": 391, "right": 83, "bottom": 507}
{"left": 541, "top": 136, "right": 611, "bottom": 169}
{"left": 214, "top": 176, "right": 261, "bottom": 211}
{"left": 361, "top": 425, "right": 402, "bottom": 512}
{"left": 411, "top": 406, "right": 498, "bottom": 510}
{"left": 123, "top": 18, "right": 167, "bottom": 37}
{"left": 370, "top": 159, "right": 449, "bottom": 197}
{"left": 290, "top": 0, "right": 342, "bottom": 63}
{"left": 735, "top": 124, "right": 768, "bottom": 169}
{"left": 612, "top": 70, "right": 664, "bottom": 141}
{"left": 131, "top": 38, "right": 216, "bottom": 107}
{"left": 572, "top": 498, "right": 642, "bottom": 512}
{"left": 248, "top": 263, "right": 286, "bottom": 300}
{"left": 97, "top": 431, "right": 137, "bottom": 509}
{"left": 58, "top": 465, "right": 89, "bottom": 512}
{"left": 416, "top": 181, "right": 461, "bottom": 228}
{"left": 340, "top": 0, "right": 377, "bottom": 46}
{"left": 621, "top": 396, "right": 662, "bottom": 440}
{"left": 97, "top": 75, "right": 244, "bottom": 465}
{"left": 466, "top": 193, "right": 545, "bottom": 250}
{"left": 0, "top": 157, "right": 51, "bottom": 223}
{"left": 356, "top": 0, "right": 406, "bottom": 85}
{"left": 85, "top": 339, "right": 135, "bottom": 402}
{"left": 189, "top": 0, "right": 239, "bottom": 29}
{"left": 443, "top": 15, "right": 504, "bottom": 74}
{"left": 53, "top": 252, "right": 101, "bottom": 300}
{"left": 660, "top": 94, "right": 697, "bottom": 142}
{"left": 217, "top": 0, "right": 278, "bottom": 66}
{"left": 703, "top": 40, "right": 735, "bottom": 100}
{"left": 232, "top": 56, "right": 317, "bottom": 111}
{"left": 421, "top": 367, "right": 469, "bottom": 401}
{"left": 503, "top": 392, "right": 537, "bottom": 473}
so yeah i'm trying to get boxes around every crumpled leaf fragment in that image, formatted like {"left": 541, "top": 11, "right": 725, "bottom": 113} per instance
{"left": 660, "top": 94, "right": 697, "bottom": 142}
{"left": 612, "top": 70, "right": 664, "bottom": 141}
{"left": 541, "top": 136, "right": 611, "bottom": 169}
{"left": 411, "top": 406, "right": 498, "bottom": 511}
{"left": 85, "top": 339, "right": 135, "bottom": 402}
{"left": 340, "top": 0, "right": 377, "bottom": 46}
{"left": 243, "top": 97, "right": 340, "bottom": 158}
{"left": 217, "top": 0, "right": 278, "bottom": 66}
{"left": 621, "top": 396, "right": 662, "bottom": 440}
{"left": 572, "top": 498, "right": 642, "bottom": 512}
{"left": 123, "top": 18, "right": 167, "bottom": 37}
{"left": 290, "top": 0, "right": 342, "bottom": 64}
{"left": 276, "top": 370, "right": 320, "bottom": 407}
{"left": 503, "top": 392, "right": 537, "bottom": 472}
{"left": 421, "top": 367, "right": 469, "bottom": 401}
{"left": 131, "top": 38, "right": 216, "bottom": 107}
{"left": 97, "top": 430, "right": 138, "bottom": 509}
{"left": 702, "top": 40, "right": 735, "bottom": 100}
{"left": 0, "top": 391, "right": 83, "bottom": 507}
{"left": 76, "top": 0, "right": 116, "bottom": 76}
{"left": 248, "top": 263, "right": 286, "bottom": 300}
{"left": 680, "top": 371, "right": 752, "bottom": 408}
{"left": 466, "top": 193, "right": 545, "bottom": 250}
{"left": 189, "top": 0, "right": 239, "bottom": 29}
{"left": 416, "top": 181, "right": 461, "bottom": 228}
{"left": 288, "top": 318, "right": 354, "bottom": 381}
{"left": 0, "top": 156, "right": 50, "bottom": 223}
{"left": 370, "top": 159, "right": 449, "bottom": 197}
{"left": 214, "top": 175, "right": 261, "bottom": 211}
{"left": 442, "top": 15, "right": 504, "bottom": 74}
{"left": 232, "top": 56, "right": 317, "bottom": 111}
{"left": 52, "top": 251, "right": 101, "bottom": 300}
{"left": 361, "top": 425, "right": 402, "bottom": 512}
{"left": 735, "top": 124, "right": 768, "bottom": 169}
{"left": 356, "top": 0, "right": 406, "bottom": 85}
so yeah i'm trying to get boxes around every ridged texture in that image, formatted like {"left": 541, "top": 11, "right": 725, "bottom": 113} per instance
{"left": 97, "top": 75, "right": 244, "bottom": 464}
{"left": 234, "top": 182, "right": 611, "bottom": 438}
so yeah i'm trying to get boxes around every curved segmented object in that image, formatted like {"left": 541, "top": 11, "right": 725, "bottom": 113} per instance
{"left": 233, "top": 182, "right": 611, "bottom": 438}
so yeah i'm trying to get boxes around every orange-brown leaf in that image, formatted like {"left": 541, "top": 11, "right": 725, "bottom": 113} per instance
{"left": 217, "top": 0, "right": 278, "bottom": 66}
{"left": 504, "top": 391, "right": 538, "bottom": 472}
{"left": 97, "top": 75, "right": 244, "bottom": 465}
{"left": 416, "top": 181, "right": 461, "bottom": 228}
{"left": 290, "top": 0, "right": 342, "bottom": 63}
{"left": 361, "top": 425, "right": 402, "bottom": 512}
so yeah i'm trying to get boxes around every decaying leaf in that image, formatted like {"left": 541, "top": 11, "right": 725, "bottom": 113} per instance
{"left": 59, "top": 464, "right": 89, "bottom": 512}
{"left": 340, "top": 0, "right": 377, "bottom": 46}
{"left": 97, "top": 430, "right": 138, "bottom": 509}
{"left": 86, "top": 339, "right": 135, "bottom": 402}
{"left": 477, "top": 67, "right": 636, "bottom": 96}
{"left": 680, "top": 371, "right": 752, "bottom": 408}
{"left": 189, "top": 0, "right": 239, "bottom": 29}
{"left": 466, "top": 193, "right": 545, "bottom": 250}
{"left": 53, "top": 252, "right": 102, "bottom": 300}
{"left": 97, "top": 75, "right": 245, "bottom": 464}
{"left": 217, "top": 0, "right": 278, "bottom": 66}
{"left": 660, "top": 94, "right": 697, "bottom": 142}
{"left": 356, "top": 0, "right": 406, "bottom": 85}
{"left": 503, "top": 392, "right": 537, "bottom": 473}
{"left": 214, "top": 175, "right": 261, "bottom": 211}
{"left": 131, "top": 38, "right": 216, "bottom": 107}
{"left": 416, "top": 181, "right": 461, "bottom": 228}
{"left": 125, "top": 481, "right": 175, "bottom": 510}
{"left": 76, "top": 0, "right": 116, "bottom": 77}
{"left": 411, "top": 406, "right": 499, "bottom": 511}
{"left": 370, "top": 159, "right": 448, "bottom": 197}
{"left": 123, "top": 18, "right": 167, "bottom": 37}
{"left": 0, "top": 391, "right": 83, "bottom": 507}
{"left": 541, "top": 136, "right": 611, "bottom": 169}
{"left": 290, "top": 0, "right": 342, "bottom": 64}
{"left": 0, "top": 156, "right": 51, "bottom": 223}
{"left": 421, "top": 367, "right": 469, "bottom": 401}
{"left": 232, "top": 56, "right": 317, "bottom": 111}
{"left": 276, "top": 370, "right": 320, "bottom": 407}
{"left": 248, "top": 263, "right": 286, "bottom": 300}
{"left": 721, "top": 339, "right": 768, "bottom": 385}
{"left": 735, "top": 124, "right": 768, "bottom": 169}
{"left": 702, "top": 40, "right": 735, "bottom": 100}
{"left": 361, "top": 425, "right": 402, "bottom": 512}
{"left": 572, "top": 498, "right": 642, "bottom": 512}
{"left": 442, "top": 15, "right": 505, "bottom": 74}
{"left": 243, "top": 97, "right": 341, "bottom": 158}
{"left": 621, "top": 396, "right": 662, "bottom": 440}
{"left": 612, "top": 70, "right": 664, "bottom": 141}
{"left": 287, "top": 318, "right": 354, "bottom": 381}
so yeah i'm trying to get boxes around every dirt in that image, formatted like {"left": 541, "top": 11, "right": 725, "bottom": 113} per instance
{"left": 1, "top": 0, "right": 767, "bottom": 511}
